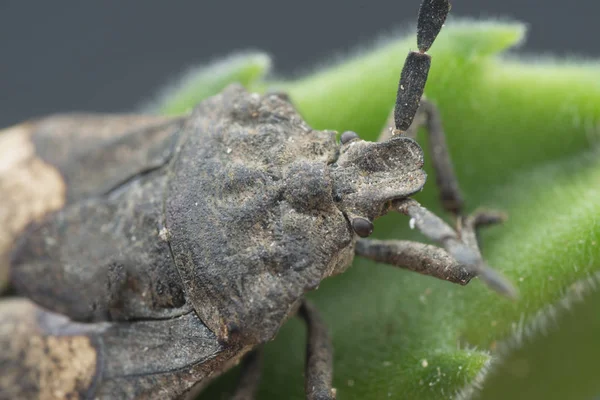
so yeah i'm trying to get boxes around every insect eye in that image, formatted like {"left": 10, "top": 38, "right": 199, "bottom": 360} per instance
{"left": 352, "top": 217, "right": 374, "bottom": 238}
{"left": 340, "top": 131, "right": 360, "bottom": 145}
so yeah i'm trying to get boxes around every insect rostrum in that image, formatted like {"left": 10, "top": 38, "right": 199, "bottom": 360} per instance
{"left": 0, "top": 0, "right": 514, "bottom": 399}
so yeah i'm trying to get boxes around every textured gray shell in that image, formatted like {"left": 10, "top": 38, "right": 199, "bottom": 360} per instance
{"left": 11, "top": 85, "right": 358, "bottom": 344}
{"left": 165, "top": 85, "right": 355, "bottom": 342}
{"left": 6, "top": 84, "right": 427, "bottom": 397}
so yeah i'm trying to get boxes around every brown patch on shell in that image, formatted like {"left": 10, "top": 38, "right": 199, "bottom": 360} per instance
{"left": 0, "top": 124, "right": 66, "bottom": 290}
{"left": 0, "top": 299, "right": 97, "bottom": 399}
{"left": 36, "top": 336, "right": 97, "bottom": 399}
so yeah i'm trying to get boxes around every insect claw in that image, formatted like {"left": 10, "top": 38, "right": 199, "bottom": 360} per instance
{"left": 478, "top": 265, "right": 519, "bottom": 299}
{"left": 395, "top": 198, "right": 516, "bottom": 298}
{"left": 447, "top": 241, "right": 517, "bottom": 298}
{"left": 470, "top": 210, "right": 509, "bottom": 228}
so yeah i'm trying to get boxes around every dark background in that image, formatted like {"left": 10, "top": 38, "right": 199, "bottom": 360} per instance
{"left": 1, "top": 0, "right": 597, "bottom": 127}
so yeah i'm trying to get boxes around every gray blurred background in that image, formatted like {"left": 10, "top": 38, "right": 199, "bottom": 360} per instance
{"left": 0, "top": 0, "right": 597, "bottom": 127}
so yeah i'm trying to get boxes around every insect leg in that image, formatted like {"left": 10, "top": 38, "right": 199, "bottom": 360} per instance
{"left": 393, "top": 198, "right": 516, "bottom": 298}
{"left": 298, "top": 300, "right": 336, "bottom": 400}
{"left": 355, "top": 209, "right": 506, "bottom": 284}
{"left": 230, "top": 347, "right": 264, "bottom": 400}
{"left": 406, "top": 99, "right": 464, "bottom": 214}
{"left": 355, "top": 239, "right": 472, "bottom": 285}
{"left": 460, "top": 209, "right": 507, "bottom": 252}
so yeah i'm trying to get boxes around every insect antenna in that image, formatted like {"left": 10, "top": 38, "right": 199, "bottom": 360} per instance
{"left": 389, "top": 1, "right": 518, "bottom": 298}
{"left": 394, "top": 0, "right": 451, "bottom": 132}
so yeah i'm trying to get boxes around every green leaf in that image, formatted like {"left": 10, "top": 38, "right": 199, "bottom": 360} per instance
{"left": 165, "top": 20, "right": 600, "bottom": 400}
{"left": 462, "top": 271, "right": 600, "bottom": 400}
{"left": 150, "top": 52, "right": 271, "bottom": 115}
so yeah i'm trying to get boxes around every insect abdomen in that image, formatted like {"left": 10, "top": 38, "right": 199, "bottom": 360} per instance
{"left": 0, "top": 113, "right": 183, "bottom": 295}
{"left": 11, "top": 169, "right": 192, "bottom": 322}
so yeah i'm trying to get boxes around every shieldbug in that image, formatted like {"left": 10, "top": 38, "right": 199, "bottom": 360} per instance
{"left": 0, "top": 0, "right": 515, "bottom": 399}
